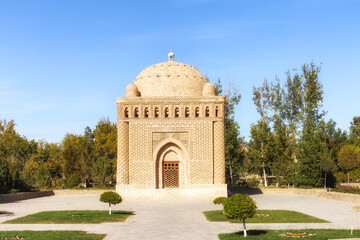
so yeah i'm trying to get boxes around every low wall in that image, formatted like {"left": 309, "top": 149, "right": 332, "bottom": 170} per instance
{"left": 0, "top": 191, "right": 54, "bottom": 203}
{"left": 340, "top": 183, "right": 360, "bottom": 188}
{"left": 3, "top": 188, "right": 360, "bottom": 204}
{"left": 53, "top": 189, "right": 110, "bottom": 195}
{"left": 261, "top": 188, "right": 360, "bottom": 204}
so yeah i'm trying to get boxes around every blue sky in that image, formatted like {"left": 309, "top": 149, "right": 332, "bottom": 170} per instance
{"left": 0, "top": 0, "right": 359, "bottom": 143}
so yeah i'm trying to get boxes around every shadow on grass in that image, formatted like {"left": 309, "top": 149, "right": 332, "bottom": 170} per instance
{"left": 111, "top": 211, "right": 135, "bottom": 216}
{"left": 234, "top": 230, "right": 268, "bottom": 236}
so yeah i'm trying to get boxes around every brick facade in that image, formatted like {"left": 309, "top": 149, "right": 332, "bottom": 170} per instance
{"left": 116, "top": 60, "right": 227, "bottom": 199}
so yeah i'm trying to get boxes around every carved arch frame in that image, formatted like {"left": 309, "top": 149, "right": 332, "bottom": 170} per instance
{"left": 153, "top": 138, "right": 189, "bottom": 189}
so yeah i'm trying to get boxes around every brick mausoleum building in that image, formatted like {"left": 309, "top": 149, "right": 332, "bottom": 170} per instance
{"left": 116, "top": 51, "right": 227, "bottom": 199}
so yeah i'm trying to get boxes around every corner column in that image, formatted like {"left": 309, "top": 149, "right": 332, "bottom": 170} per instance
{"left": 213, "top": 120, "right": 225, "bottom": 184}
{"left": 117, "top": 121, "right": 129, "bottom": 185}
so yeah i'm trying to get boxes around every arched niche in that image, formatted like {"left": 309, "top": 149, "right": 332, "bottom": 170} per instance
{"left": 154, "top": 140, "right": 188, "bottom": 189}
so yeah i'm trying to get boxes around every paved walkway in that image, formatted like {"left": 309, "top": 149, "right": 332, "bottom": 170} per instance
{"left": 1, "top": 193, "right": 360, "bottom": 239}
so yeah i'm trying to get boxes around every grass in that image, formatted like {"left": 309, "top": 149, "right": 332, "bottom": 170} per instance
{"left": 0, "top": 231, "right": 105, "bottom": 240}
{"left": 219, "top": 229, "right": 360, "bottom": 239}
{"left": 203, "top": 210, "right": 328, "bottom": 223}
{"left": 3, "top": 210, "right": 133, "bottom": 224}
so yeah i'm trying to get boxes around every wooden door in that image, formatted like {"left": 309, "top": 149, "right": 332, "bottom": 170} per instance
{"left": 163, "top": 161, "right": 179, "bottom": 188}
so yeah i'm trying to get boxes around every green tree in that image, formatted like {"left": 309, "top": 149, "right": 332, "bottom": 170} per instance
{"left": 91, "top": 156, "right": 113, "bottom": 186}
{"left": 252, "top": 80, "right": 272, "bottom": 186}
{"left": 214, "top": 79, "right": 243, "bottom": 186}
{"left": 350, "top": 116, "right": 360, "bottom": 139}
{"left": 62, "top": 129, "right": 94, "bottom": 185}
{"left": 223, "top": 194, "right": 257, "bottom": 237}
{"left": 0, "top": 119, "right": 37, "bottom": 190}
{"left": 269, "top": 73, "right": 303, "bottom": 186}
{"left": 247, "top": 120, "right": 273, "bottom": 186}
{"left": 35, "top": 164, "right": 52, "bottom": 188}
{"left": 338, "top": 145, "right": 360, "bottom": 183}
{"left": 295, "top": 62, "right": 327, "bottom": 187}
{"left": 23, "top": 156, "right": 39, "bottom": 187}
{"left": 270, "top": 118, "right": 295, "bottom": 186}
{"left": 92, "top": 119, "right": 117, "bottom": 186}
{"left": 0, "top": 157, "right": 13, "bottom": 193}
{"left": 100, "top": 191, "right": 122, "bottom": 215}
{"left": 320, "top": 119, "right": 347, "bottom": 187}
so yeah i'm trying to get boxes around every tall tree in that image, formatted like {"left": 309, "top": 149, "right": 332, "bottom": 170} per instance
{"left": 92, "top": 118, "right": 117, "bottom": 186}
{"left": 295, "top": 62, "right": 327, "bottom": 187}
{"left": 252, "top": 80, "right": 272, "bottom": 186}
{"left": 214, "top": 79, "right": 243, "bottom": 186}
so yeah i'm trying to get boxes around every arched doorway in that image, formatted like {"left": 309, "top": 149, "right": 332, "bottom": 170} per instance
{"left": 155, "top": 142, "right": 186, "bottom": 189}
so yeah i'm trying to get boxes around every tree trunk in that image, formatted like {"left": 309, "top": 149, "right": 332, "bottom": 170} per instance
{"left": 229, "top": 165, "right": 233, "bottom": 186}
{"left": 262, "top": 165, "right": 268, "bottom": 187}
{"left": 261, "top": 142, "right": 268, "bottom": 187}
{"left": 324, "top": 172, "right": 327, "bottom": 189}
{"left": 243, "top": 218, "right": 247, "bottom": 237}
{"left": 109, "top": 203, "right": 112, "bottom": 215}
{"left": 348, "top": 172, "right": 350, "bottom": 184}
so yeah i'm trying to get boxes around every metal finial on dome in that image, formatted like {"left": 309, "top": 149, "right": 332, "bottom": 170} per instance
{"left": 168, "top": 49, "right": 175, "bottom": 62}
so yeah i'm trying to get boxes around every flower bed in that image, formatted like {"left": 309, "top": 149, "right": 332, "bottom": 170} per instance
{"left": 280, "top": 232, "right": 315, "bottom": 237}
{"left": 255, "top": 213, "right": 269, "bottom": 217}
{"left": 1, "top": 236, "right": 24, "bottom": 240}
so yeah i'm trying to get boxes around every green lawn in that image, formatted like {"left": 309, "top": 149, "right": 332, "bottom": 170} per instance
{"left": 3, "top": 210, "right": 133, "bottom": 224}
{"left": 219, "top": 229, "right": 360, "bottom": 239}
{"left": 0, "top": 231, "right": 105, "bottom": 240}
{"left": 204, "top": 210, "right": 328, "bottom": 223}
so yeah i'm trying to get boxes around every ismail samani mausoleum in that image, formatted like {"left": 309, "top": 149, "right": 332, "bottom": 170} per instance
{"left": 116, "top": 51, "right": 227, "bottom": 199}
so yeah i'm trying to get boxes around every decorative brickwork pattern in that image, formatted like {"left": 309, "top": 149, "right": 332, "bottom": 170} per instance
{"left": 190, "top": 161, "right": 213, "bottom": 184}
{"left": 116, "top": 58, "right": 227, "bottom": 198}
{"left": 117, "top": 121, "right": 129, "bottom": 184}
{"left": 213, "top": 120, "right": 225, "bottom": 184}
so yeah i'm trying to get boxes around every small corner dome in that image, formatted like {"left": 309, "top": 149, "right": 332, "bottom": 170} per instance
{"left": 126, "top": 83, "right": 139, "bottom": 97}
{"left": 202, "top": 82, "right": 216, "bottom": 96}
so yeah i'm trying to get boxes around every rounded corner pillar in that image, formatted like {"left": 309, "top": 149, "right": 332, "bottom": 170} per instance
{"left": 213, "top": 120, "right": 225, "bottom": 184}
{"left": 117, "top": 121, "right": 129, "bottom": 185}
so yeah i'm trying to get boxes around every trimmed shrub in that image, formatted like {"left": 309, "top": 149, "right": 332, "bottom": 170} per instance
{"left": 100, "top": 191, "right": 122, "bottom": 215}
{"left": 224, "top": 193, "right": 257, "bottom": 237}
{"left": 213, "top": 197, "right": 227, "bottom": 205}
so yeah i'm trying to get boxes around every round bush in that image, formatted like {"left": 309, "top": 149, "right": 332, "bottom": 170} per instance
{"left": 0, "top": 157, "right": 13, "bottom": 193}
{"left": 100, "top": 191, "right": 122, "bottom": 205}
{"left": 213, "top": 197, "right": 227, "bottom": 205}
{"left": 223, "top": 193, "right": 257, "bottom": 221}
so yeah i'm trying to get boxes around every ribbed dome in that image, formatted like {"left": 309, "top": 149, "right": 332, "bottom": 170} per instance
{"left": 133, "top": 61, "right": 208, "bottom": 97}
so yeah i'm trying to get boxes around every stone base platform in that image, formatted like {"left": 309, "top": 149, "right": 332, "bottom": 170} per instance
{"left": 116, "top": 184, "right": 227, "bottom": 200}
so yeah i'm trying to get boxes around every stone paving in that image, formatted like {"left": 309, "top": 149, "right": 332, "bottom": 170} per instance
{"left": 1, "top": 193, "right": 360, "bottom": 239}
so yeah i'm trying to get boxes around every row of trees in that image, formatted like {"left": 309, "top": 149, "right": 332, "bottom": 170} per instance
{"left": 0, "top": 118, "right": 117, "bottom": 193}
{"left": 222, "top": 62, "right": 360, "bottom": 188}
{"left": 1, "top": 61, "right": 359, "bottom": 192}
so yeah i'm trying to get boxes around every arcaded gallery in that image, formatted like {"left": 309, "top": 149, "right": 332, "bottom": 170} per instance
{"left": 116, "top": 52, "right": 227, "bottom": 199}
